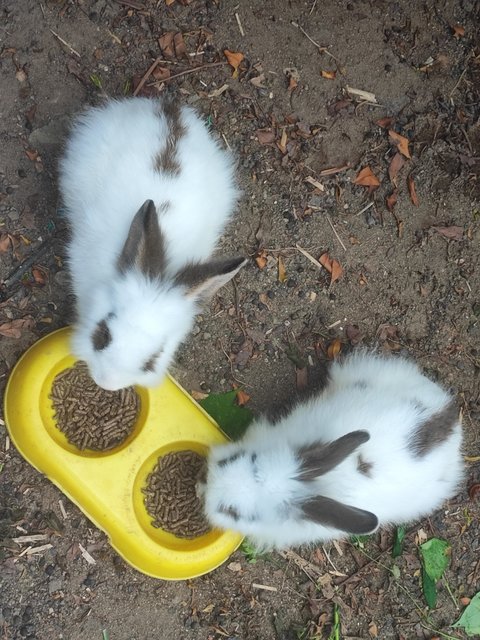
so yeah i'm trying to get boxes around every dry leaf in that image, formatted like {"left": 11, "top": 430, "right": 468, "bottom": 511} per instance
{"left": 25, "top": 149, "right": 39, "bottom": 162}
{"left": 453, "top": 24, "right": 465, "bottom": 38}
{"left": 256, "top": 129, "right": 275, "bottom": 145}
{"left": 166, "top": 0, "right": 175, "bottom": 5}
{"left": 388, "top": 153, "right": 406, "bottom": 184}
{"left": 327, "top": 338, "right": 342, "bottom": 360}
{"left": 353, "top": 166, "right": 380, "bottom": 187}
{"left": 369, "top": 622, "right": 378, "bottom": 638}
{"left": 236, "top": 389, "right": 251, "bottom": 406}
{"left": 173, "top": 32, "right": 187, "bottom": 58}
{"left": 191, "top": 390, "right": 209, "bottom": 401}
{"left": 321, "top": 70, "right": 336, "bottom": 80}
{"left": 376, "top": 116, "right": 394, "bottom": 128}
{"left": 32, "top": 267, "right": 47, "bottom": 285}
{"left": 346, "top": 86, "right": 377, "bottom": 103}
{"left": 345, "top": 324, "right": 364, "bottom": 345}
{"left": 407, "top": 174, "right": 419, "bottom": 206}
{"left": 0, "top": 233, "right": 11, "bottom": 253}
{"left": 255, "top": 250, "right": 268, "bottom": 269}
{"left": 386, "top": 190, "right": 398, "bottom": 212}
{"left": 152, "top": 66, "right": 171, "bottom": 82}
{"left": 158, "top": 32, "right": 175, "bottom": 58}
{"left": 433, "top": 226, "right": 464, "bottom": 241}
{"left": 319, "top": 253, "right": 343, "bottom": 283}
{"left": 224, "top": 49, "right": 244, "bottom": 78}
{"left": 468, "top": 483, "right": 480, "bottom": 500}
{"left": 0, "top": 316, "right": 34, "bottom": 339}
{"left": 389, "top": 130, "right": 411, "bottom": 159}
{"left": 227, "top": 561, "right": 242, "bottom": 572}
{"left": 278, "top": 255, "right": 287, "bottom": 283}
{"left": 15, "top": 68, "right": 27, "bottom": 83}
{"left": 250, "top": 73, "right": 266, "bottom": 88}
{"left": 288, "top": 75, "right": 298, "bottom": 93}
{"left": 278, "top": 128, "right": 288, "bottom": 154}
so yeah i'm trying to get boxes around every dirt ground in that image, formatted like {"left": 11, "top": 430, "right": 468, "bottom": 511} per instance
{"left": 1, "top": 0, "right": 479, "bottom": 638}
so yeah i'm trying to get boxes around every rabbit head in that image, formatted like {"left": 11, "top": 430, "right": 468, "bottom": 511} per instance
{"left": 72, "top": 199, "right": 246, "bottom": 390}
{"left": 202, "top": 429, "right": 378, "bottom": 545}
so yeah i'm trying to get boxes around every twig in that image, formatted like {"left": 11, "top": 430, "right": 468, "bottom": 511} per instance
{"left": 149, "top": 61, "right": 228, "bottom": 87}
{"left": 277, "top": 549, "right": 324, "bottom": 582}
{"left": 133, "top": 57, "right": 162, "bottom": 96}
{"left": 295, "top": 243, "right": 322, "bottom": 269}
{"left": 355, "top": 201, "right": 374, "bottom": 217}
{"left": 50, "top": 30, "right": 81, "bottom": 58}
{"left": 449, "top": 61, "right": 470, "bottom": 98}
{"left": 12, "top": 534, "right": 48, "bottom": 544}
{"left": 252, "top": 583, "right": 277, "bottom": 592}
{"left": 1, "top": 239, "right": 52, "bottom": 300}
{"left": 235, "top": 12, "right": 245, "bottom": 37}
{"left": 318, "top": 164, "right": 350, "bottom": 177}
{"left": 79, "top": 543, "right": 96, "bottom": 565}
{"left": 326, "top": 214, "right": 347, "bottom": 252}
{"left": 291, "top": 21, "right": 341, "bottom": 66}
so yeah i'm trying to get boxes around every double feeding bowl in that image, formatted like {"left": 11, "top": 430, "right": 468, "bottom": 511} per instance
{"left": 3, "top": 327, "right": 243, "bottom": 579}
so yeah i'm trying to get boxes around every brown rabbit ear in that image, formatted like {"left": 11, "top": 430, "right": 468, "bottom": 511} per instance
{"left": 174, "top": 256, "right": 247, "bottom": 303}
{"left": 300, "top": 495, "right": 379, "bottom": 535}
{"left": 118, "top": 199, "right": 166, "bottom": 279}
{"left": 298, "top": 430, "right": 370, "bottom": 481}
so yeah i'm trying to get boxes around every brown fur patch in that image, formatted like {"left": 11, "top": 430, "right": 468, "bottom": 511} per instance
{"left": 357, "top": 454, "right": 373, "bottom": 477}
{"left": 154, "top": 100, "right": 186, "bottom": 176}
{"left": 92, "top": 319, "right": 111, "bottom": 351}
{"left": 408, "top": 401, "right": 459, "bottom": 458}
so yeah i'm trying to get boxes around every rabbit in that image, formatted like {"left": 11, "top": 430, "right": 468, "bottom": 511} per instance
{"left": 201, "top": 352, "right": 463, "bottom": 549}
{"left": 59, "top": 96, "right": 246, "bottom": 391}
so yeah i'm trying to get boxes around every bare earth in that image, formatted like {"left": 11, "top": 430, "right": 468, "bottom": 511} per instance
{"left": 0, "top": 1, "right": 479, "bottom": 639}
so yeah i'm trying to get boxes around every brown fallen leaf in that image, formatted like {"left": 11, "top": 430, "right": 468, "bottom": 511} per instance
{"left": 353, "top": 166, "right": 380, "bottom": 188}
{"left": 407, "top": 174, "right": 419, "bottom": 206}
{"left": 25, "top": 149, "right": 39, "bottom": 162}
{"left": 173, "top": 32, "right": 187, "bottom": 58}
{"left": 376, "top": 116, "right": 394, "bottom": 129}
{"left": 256, "top": 129, "right": 275, "bottom": 145}
{"left": 388, "top": 130, "right": 411, "bottom": 159}
{"left": 152, "top": 66, "right": 171, "bottom": 82}
{"left": 250, "top": 73, "right": 266, "bottom": 88}
{"left": 236, "top": 389, "right": 251, "bottom": 406}
{"left": 388, "top": 152, "right": 405, "bottom": 185}
{"left": 278, "top": 255, "right": 287, "bottom": 283}
{"left": 255, "top": 250, "right": 268, "bottom": 269}
{"left": 327, "top": 338, "right": 342, "bottom": 360}
{"left": 321, "top": 70, "right": 336, "bottom": 80}
{"left": 0, "top": 233, "right": 11, "bottom": 253}
{"left": 319, "top": 253, "right": 343, "bottom": 284}
{"left": 234, "top": 339, "right": 253, "bottom": 368}
{"left": 190, "top": 389, "right": 209, "bottom": 401}
{"left": 453, "top": 24, "right": 465, "bottom": 38}
{"left": 32, "top": 267, "right": 47, "bottom": 285}
{"left": 345, "top": 324, "right": 364, "bottom": 345}
{"left": 432, "top": 225, "right": 464, "bottom": 241}
{"left": 277, "top": 128, "right": 288, "bottom": 154}
{"left": 224, "top": 49, "right": 244, "bottom": 78}
{"left": 158, "top": 32, "right": 175, "bottom": 58}
{"left": 386, "top": 190, "right": 398, "bottom": 212}
{"left": 0, "top": 316, "right": 34, "bottom": 339}
{"left": 369, "top": 622, "right": 378, "bottom": 638}
{"left": 287, "top": 75, "right": 298, "bottom": 93}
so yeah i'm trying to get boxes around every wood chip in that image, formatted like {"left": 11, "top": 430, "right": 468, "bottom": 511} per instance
{"left": 346, "top": 86, "right": 377, "bottom": 103}
{"left": 304, "top": 175, "right": 325, "bottom": 191}
{"left": 12, "top": 534, "right": 49, "bottom": 544}
{"left": 79, "top": 543, "right": 97, "bottom": 565}
{"left": 252, "top": 583, "right": 278, "bottom": 592}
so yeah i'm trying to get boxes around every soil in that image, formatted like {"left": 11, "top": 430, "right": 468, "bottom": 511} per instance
{"left": 0, "top": 1, "right": 479, "bottom": 639}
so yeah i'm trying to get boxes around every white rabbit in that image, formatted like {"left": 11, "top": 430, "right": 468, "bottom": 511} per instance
{"left": 59, "top": 97, "right": 246, "bottom": 390}
{"left": 202, "top": 352, "right": 463, "bottom": 549}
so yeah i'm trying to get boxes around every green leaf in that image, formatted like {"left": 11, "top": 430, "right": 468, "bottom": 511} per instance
{"left": 199, "top": 390, "right": 253, "bottom": 441}
{"left": 453, "top": 592, "right": 480, "bottom": 636}
{"left": 392, "top": 525, "right": 406, "bottom": 558}
{"left": 327, "top": 604, "right": 341, "bottom": 640}
{"left": 419, "top": 537, "right": 451, "bottom": 581}
{"left": 90, "top": 74, "right": 103, "bottom": 89}
{"left": 0, "top": 462, "right": 4, "bottom": 474}
{"left": 422, "top": 568, "right": 437, "bottom": 609}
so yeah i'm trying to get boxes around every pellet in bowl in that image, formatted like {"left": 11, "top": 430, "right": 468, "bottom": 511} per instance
{"left": 49, "top": 361, "right": 141, "bottom": 451}
{"left": 142, "top": 450, "right": 211, "bottom": 539}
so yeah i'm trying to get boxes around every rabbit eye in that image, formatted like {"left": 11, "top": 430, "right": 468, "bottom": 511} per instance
{"left": 142, "top": 349, "right": 163, "bottom": 373}
{"left": 92, "top": 319, "right": 111, "bottom": 351}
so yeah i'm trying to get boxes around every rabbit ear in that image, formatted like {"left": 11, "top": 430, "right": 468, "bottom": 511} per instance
{"left": 174, "top": 256, "right": 247, "bottom": 303}
{"left": 118, "top": 200, "right": 166, "bottom": 278}
{"left": 297, "top": 430, "right": 370, "bottom": 481}
{"left": 300, "top": 495, "right": 379, "bottom": 534}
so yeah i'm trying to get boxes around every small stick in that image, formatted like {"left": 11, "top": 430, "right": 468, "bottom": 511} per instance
{"left": 318, "top": 164, "right": 350, "bottom": 177}
{"left": 79, "top": 543, "right": 96, "bottom": 565}
{"left": 235, "top": 12, "right": 245, "bottom": 37}
{"left": 58, "top": 500, "right": 68, "bottom": 520}
{"left": 326, "top": 214, "right": 347, "bottom": 252}
{"left": 149, "top": 61, "right": 228, "bottom": 87}
{"left": 12, "top": 534, "right": 48, "bottom": 544}
{"left": 326, "top": 320, "right": 342, "bottom": 330}
{"left": 25, "top": 544, "right": 53, "bottom": 555}
{"left": 252, "top": 583, "right": 278, "bottom": 592}
{"left": 133, "top": 57, "right": 162, "bottom": 96}
{"left": 291, "top": 21, "right": 341, "bottom": 65}
{"left": 50, "top": 29, "right": 81, "bottom": 58}
{"left": 295, "top": 243, "right": 322, "bottom": 269}
{"left": 355, "top": 201, "right": 374, "bottom": 216}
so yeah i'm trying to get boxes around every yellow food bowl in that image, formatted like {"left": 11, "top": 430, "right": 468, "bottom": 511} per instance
{"left": 3, "top": 327, "right": 243, "bottom": 579}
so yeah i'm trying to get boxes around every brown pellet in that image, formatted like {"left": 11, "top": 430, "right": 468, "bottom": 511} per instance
{"left": 142, "top": 450, "right": 211, "bottom": 539}
{"left": 49, "top": 361, "right": 141, "bottom": 451}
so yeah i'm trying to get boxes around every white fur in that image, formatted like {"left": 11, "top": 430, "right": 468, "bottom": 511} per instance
{"left": 203, "top": 353, "right": 463, "bottom": 549}
{"left": 59, "top": 97, "right": 240, "bottom": 390}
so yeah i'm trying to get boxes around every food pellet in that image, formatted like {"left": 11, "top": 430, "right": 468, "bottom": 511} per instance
{"left": 49, "top": 361, "right": 140, "bottom": 451}
{"left": 142, "top": 450, "right": 211, "bottom": 539}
